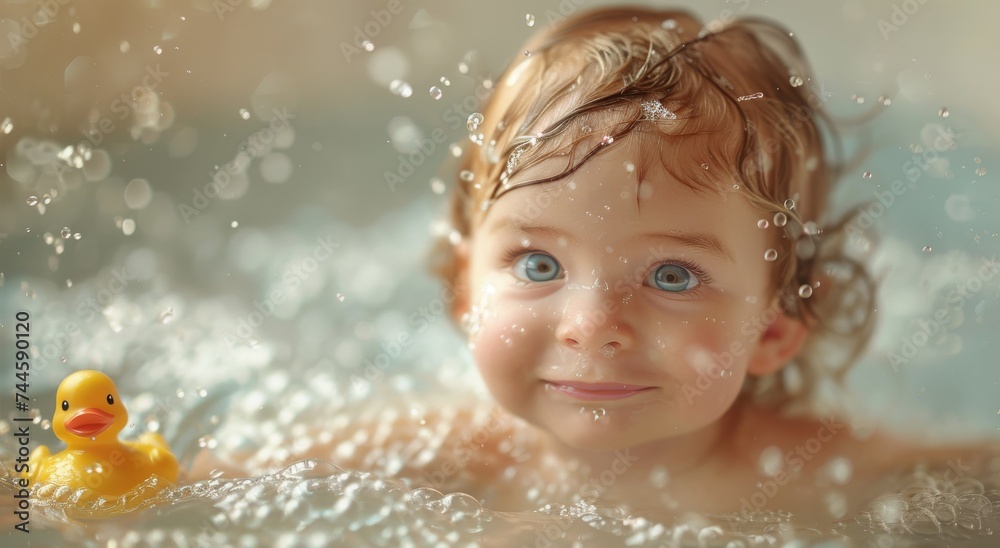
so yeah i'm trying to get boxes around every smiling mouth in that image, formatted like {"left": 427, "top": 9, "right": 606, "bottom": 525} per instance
{"left": 544, "top": 381, "right": 656, "bottom": 402}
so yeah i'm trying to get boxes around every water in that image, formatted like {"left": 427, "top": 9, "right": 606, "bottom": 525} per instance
{"left": 1, "top": 0, "right": 999, "bottom": 545}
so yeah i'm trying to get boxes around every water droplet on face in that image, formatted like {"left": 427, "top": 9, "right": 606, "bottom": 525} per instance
{"left": 764, "top": 249, "right": 778, "bottom": 262}
{"left": 789, "top": 75, "right": 804, "bottom": 87}
{"left": 459, "top": 170, "right": 474, "bottom": 182}
{"left": 239, "top": 108, "right": 250, "bottom": 120}
{"left": 798, "top": 284, "right": 813, "bottom": 298}
{"left": 938, "top": 107, "right": 949, "bottom": 118}
{"left": 757, "top": 219, "right": 769, "bottom": 229}
{"left": 773, "top": 212, "right": 788, "bottom": 227}
{"left": 26, "top": 196, "right": 38, "bottom": 206}
{"left": 429, "top": 86, "right": 442, "bottom": 100}
{"left": 863, "top": 171, "right": 872, "bottom": 179}
{"left": 592, "top": 408, "right": 607, "bottom": 422}
{"left": 466, "top": 113, "right": 484, "bottom": 132}
{"left": 922, "top": 245, "right": 932, "bottom": 253}
{"left": 624, "top": 162, "right": 635, "bottom": 173}
{"left": 525, "top": 13, "right": 535, "bottom": 27}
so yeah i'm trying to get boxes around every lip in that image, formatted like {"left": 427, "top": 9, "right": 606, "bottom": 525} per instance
{"left": 544, "top": 381, "right": 656, "bottom": 401}
{"left": 64, "top": 408, "right": 115, "bottom": 437}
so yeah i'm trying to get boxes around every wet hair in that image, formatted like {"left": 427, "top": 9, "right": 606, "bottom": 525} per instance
{"left": 432, "top": 7, "right": 877, "bottom": 411}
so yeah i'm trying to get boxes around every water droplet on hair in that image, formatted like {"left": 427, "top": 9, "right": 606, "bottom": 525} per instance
{"left": 938, "top": 107, "right": 949, "bottom": 118}
{"left": 661, "top": 19, "right": 678, "bottom": 30}
{"left": 773, "top": 212, "right": 788, "bottom": 227}
{"left": 757, "top": 219, "right": 769, "bottom": 229}
{"left": 863, "top": 171, "right": 872, "bottom": 179}
{"left": 601, "top": 135, "right": 614, "bottom": 145}
{"left": 764, "top": 249, "right": 778, "bottom": 262}
{"left": 803, "top": 221, "right": 820, "bottom": 235}
{"left": 783, "top": 199, "right": 795, "bottom": 210}
{"left": 467, "top": 113, "right": 484, "bottom": 132}
{"left": 798, "top": 284, "right": 813, "bottom": 298}
{"left": 732, "top": 184, "right": 740, "bottom": 190}
{"left": 789, "top": 75, "right": 804, "bottom": 87}
{"left": 429, "top": 86, "right": 442, "bottom": 100}
{"left": 922, "top": 246, "right": 932, "bottom": 253}
{"left": 389, "top": 79, "right": 413, "bottom": 98}
{"left": 700, "top": 162, "right": 709, "bottom": 170}
{"left": 459, "top": 170, "right": 474, "bottom": 182}
{"left": 525, "top": 13, "right": 535, "bottom": 27}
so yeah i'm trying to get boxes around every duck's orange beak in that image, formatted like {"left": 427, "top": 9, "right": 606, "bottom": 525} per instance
{"left": 64, "top": 408, "right": 115, "bottom": 437}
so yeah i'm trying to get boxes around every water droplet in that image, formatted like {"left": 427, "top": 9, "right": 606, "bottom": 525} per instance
{"left": 758, "top": 446, "right": 784, "bottom": 476}
{"left": 773, "top": 212, "right": 788, "bottom": 227}
{"left": 158, "top": 308, "right": 174, "bottom": 324}
{"left": 239, "top": 108, "right": 250, "bottom": 120}
{"left": 599, "top": 345, "right": 616, "bottom": 358}
{"left": 119, "top": 40, "right": 130, "bottom": 53}
{"left": 764, "top": 249, "right": 778, "bottom": 262}
{"left": 176, "top": 389, "right": 185, "bottom": 398}
{"left": 737, "top": 92, "right": 764, "bottom": 101}
{"left": 523, "top": 50, "right": 531, "bottom": 57}
{"left": 428, "top": 86, "right": 443, "bottom": 100}
{"left": 757, "top": 219, "right": 769, "bottom": 229}
{"left": 389, "top": 79, "right": 413, "bottom": 98}
{"left": 783, "top": 199, "right": 795, "bottom": 210}
{"left": 592, "top": 408, "right": 607, "bottom": 422}
{"left": 525, "top": 13, "right": 535, "bottom": 27}
{"left": 938, "top": 107, "right": 949, "bottom": 118}
{"left": 26, "top": 196, "right": 38, "bottom": 206}
{"left": 43, "top": 194, "right": 52, "bottom": 205}
{"left": 430, "top": 177, "right": 446, "bottom": 195}
{"left": 863, "top": 171, "right": 872, "bottom": 179}
{"left": 361, "top": 40, "right": 374, "bottom": 52}
{"left": 459, "top": 170, "right": 475, "bottom": 182}
{"left": 975, "top": 156, "right": 982, "bottom": 164}
{"left": 789, "top": 75, "right": 804, "bottom": 87}
{"left": 60, "top": 227, "right": 71, "bottom": 239}
{"left": 700, "top": 162, "right": 709, "bottom": 170}
{"left": 624, "top": 162, "right": 635, "bottom": 173}
{"left": 601, "top": 135, "right": 615, "bottom": 145}
{"left": 153, "top": 45, "right": 162, "bottom": 55}
{"left": 449, "top": 143, "right": 462, "bottom": 157}
{"left": 336, "top": 293, "right": 346, "bottom": 302}
{"left": 467, "top": 113, "right": 484, "bottom": 132}
{"left": 439, "top": 76, "right": 450, "bottom": 86}
{"left": 73, "top": 233, "right": 81, "bottom": 240}
{"left": 798, "top": 284, "right": 813, "bottom": 298}
{"left": 1, "top": 117, "right": 13, "bottom": 134}
{"left": 922, "top": 245, "right": 932, "bottom": 253}
{"left": 976, "top": 167, "right": 987, "bottom": 176}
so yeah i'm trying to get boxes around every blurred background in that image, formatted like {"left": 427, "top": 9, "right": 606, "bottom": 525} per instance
{"left": 0, "top": 0, "right": 998, "bottom": 443}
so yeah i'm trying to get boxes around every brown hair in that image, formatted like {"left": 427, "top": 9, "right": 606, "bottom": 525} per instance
{"left": 433, "top": 7, "right": 877, "bottom": 410}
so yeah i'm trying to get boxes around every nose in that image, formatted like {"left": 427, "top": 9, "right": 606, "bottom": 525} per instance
{"left": 555, "top": 284, "right": 635, "bottom": 354}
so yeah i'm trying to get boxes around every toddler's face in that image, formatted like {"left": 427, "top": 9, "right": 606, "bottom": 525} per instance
{"left": 461, "top": 142, "right": 804, "bottom": 452}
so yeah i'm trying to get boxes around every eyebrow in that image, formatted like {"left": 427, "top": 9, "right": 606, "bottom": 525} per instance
{"left": 489, "top": 219, "right": 735, "bottom": 262}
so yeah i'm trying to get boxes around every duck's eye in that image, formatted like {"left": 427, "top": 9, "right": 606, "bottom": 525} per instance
{"left": 107, "top": 394, "right": 114, "bottom": 405}
{"left": 61, "top": 400, "right": 69, "bottom": 411}
{"left": 648, "top": 264, "right": 699, "bottom": 292}
{"left": 513, "top": 252, "right": 563, "bottom": 282}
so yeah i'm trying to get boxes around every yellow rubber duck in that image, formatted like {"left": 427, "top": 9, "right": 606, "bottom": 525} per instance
{"left": 25, "top": 370, "right": 178, "bottom": 500}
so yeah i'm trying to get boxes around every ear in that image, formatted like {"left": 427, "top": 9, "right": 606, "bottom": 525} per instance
{"left": 448, "top": 241, "right": 470, "bottom": 324}
{"left": 745, "top": 305, "right": 809, "bottom": 377}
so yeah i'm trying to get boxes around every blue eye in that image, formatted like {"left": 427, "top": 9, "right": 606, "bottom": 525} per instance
{"left": 648, "top": 264, "right": 699, "bottom": 292}
{"left": 513, "top": 252, "right": 563, "bottom": 282}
